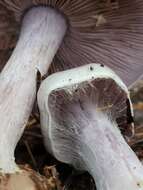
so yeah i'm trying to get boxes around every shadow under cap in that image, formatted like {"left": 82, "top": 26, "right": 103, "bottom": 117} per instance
{"left": 0, "top": 0, "right": 143, "bottom": 87}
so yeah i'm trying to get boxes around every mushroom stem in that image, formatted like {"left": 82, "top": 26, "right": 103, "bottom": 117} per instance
{"left": 38, "top": 63, "right": 143, "bottom": 189}
{"left": 76, "top": 106, "right": 143, "bottom": 190}
{"left": 0, "top": 7, "right": 66, "bottom": 173}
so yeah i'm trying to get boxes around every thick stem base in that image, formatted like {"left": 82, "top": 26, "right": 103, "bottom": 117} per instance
{"left": 79, "top": 108, "right": 143, "bottom": 190}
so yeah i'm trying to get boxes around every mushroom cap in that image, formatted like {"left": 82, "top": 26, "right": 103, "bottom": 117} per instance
{"left": 0, "top": 0, "right": 143, "bottom": 87}
{"left": 38, "top": 63, "right": 134, "bottom": 169}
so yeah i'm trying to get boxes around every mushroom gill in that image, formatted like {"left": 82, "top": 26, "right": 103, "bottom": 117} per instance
{"left": 0, "top": 0, "right": 143, "bottom": 86}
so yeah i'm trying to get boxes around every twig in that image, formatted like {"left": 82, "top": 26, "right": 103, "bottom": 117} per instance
{"left": 24, "top": 140, "right": 38, "bottom": 171}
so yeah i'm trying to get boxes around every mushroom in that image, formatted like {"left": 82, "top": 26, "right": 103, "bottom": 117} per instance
{"left": 0, "top": 0, "right": 143, "bottom": 176}
{"left": 38, "top": 63, "right": 143, "bottom": 190}
{"left": 0, "top": 0, "right": 109, "bottom": 175}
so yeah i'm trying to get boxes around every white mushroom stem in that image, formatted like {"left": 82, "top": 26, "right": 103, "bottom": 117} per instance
{"left": 78, "top": 106, "right": 143, "bottom": 190}
{"left": 0, "top": 7, "right": 66, "bottom": 173}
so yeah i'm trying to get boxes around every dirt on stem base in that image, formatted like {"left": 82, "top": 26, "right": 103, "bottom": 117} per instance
{"left": 0, "top": 165, "right": 55, "bottom": 190}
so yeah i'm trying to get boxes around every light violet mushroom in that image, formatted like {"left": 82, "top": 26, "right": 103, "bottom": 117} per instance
{"left": 0, "top": 0, "right": 97, "bottom": 175}
{"left": 0, "top": 0, "right": 143, "bottom": 178}
{"left": 38, "top": 64, "right": 143, "bottom": 190}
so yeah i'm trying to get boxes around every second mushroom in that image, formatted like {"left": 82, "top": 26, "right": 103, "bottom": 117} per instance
{"left": 38, "top": 64, "right": 143, "bottom": 190}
